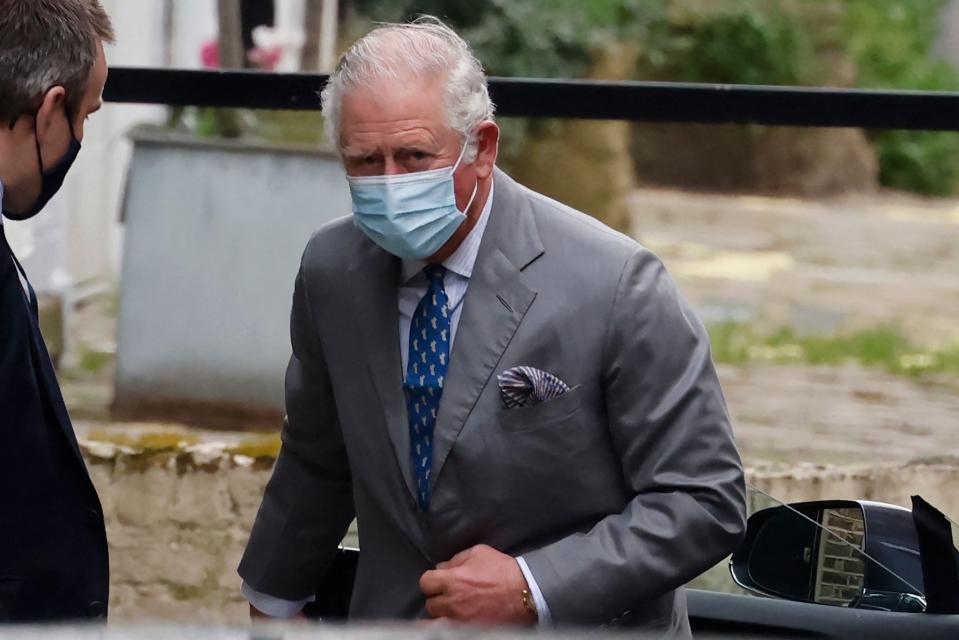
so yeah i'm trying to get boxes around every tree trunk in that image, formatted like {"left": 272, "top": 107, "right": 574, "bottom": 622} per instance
{"left": 215, "top": 0, "right": 244, "bottom": 137}
{"left": 319, "top": 0, "right": 339, "bottom": 71}
{"left": 301, "top": 0, "right": 323, "bottom": 71}
{"left": 302, "top": 0, "right": 339, "bottom": 71}
{"left": 217, "top": 0, "right": 245, "bottom": 69}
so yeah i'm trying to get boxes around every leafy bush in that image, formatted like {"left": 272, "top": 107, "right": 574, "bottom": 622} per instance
{"left": 872, "top": 129, "right": 959, "bottom": 196}
{"left": 647, "top": 9, "right": 816, "bottom": 86}
{"left": 842, "top": 0, "right": 959, "bottom": 196}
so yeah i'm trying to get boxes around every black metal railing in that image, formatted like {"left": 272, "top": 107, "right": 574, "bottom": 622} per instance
{"left": 104, "top": 67, "right": 959, "bottom": 131}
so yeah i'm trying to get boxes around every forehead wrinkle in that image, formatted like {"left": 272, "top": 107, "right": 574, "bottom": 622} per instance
{"left": 343, "top": 124, "right": 441, "bottom": 151}
{"left": 348, "top": 118, "right": 436, "bottom": 132}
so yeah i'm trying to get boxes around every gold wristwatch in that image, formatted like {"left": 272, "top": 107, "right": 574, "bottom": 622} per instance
{"left": 521, "top": 588, "right": 539, "bottom": 619}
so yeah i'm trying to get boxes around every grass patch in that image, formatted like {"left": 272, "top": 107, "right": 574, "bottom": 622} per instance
{"left": 708, "top": 323, "right": 959, "bottom": 380}
{"left": 78, "top": 348, "right": 113, "bottom": 374}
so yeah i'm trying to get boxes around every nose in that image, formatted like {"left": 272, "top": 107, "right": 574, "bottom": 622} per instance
{"left": 383, "top": 156, "right": 403, "bottom": 175}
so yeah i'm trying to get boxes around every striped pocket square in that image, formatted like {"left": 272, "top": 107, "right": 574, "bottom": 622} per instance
{"left": 497, "top": 366, "right": 571, "bottom": 409}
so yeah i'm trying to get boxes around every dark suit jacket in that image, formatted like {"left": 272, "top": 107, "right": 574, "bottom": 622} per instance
{"left": 0, "top": 225, "right": 109, "bottom": 622}
{"left": 240, "top": 169, "right": 746, "bottom": 634}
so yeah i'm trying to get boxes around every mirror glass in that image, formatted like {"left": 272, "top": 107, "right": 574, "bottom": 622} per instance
{"left": 746, "top": 505, "right": 865, "bottom": 607}
{"left": 812, "top": 508, "right": 867, "bottom": 606}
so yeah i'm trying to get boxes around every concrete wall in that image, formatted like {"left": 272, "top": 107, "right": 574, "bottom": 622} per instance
{"left": 78, "top": 433, "right": 959, "bottom": 624}
{"left": 114, "top": 131, "right": 350, "bottom": 415}
{"left": 88, "top": 445, "right": 263, "bottom": 622}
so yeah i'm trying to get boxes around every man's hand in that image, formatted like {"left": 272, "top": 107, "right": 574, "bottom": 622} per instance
{"left": 419, "top": 544, "right": 537, "bottom": 625}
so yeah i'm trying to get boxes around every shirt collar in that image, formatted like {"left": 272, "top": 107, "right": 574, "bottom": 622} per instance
{"left": 401, "top": 178, "right": 494, "bottom": 284}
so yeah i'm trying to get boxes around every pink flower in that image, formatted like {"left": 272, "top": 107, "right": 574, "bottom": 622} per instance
{"left": 201, "top": 40, "right": 220, "bottom": 69}
{"left": 248, "top": 46, "right": 282, "bottom": 71}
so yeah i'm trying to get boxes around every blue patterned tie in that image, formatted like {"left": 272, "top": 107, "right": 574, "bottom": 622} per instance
{"left": 405, "top": 265, "right": 451, "bottom": 511}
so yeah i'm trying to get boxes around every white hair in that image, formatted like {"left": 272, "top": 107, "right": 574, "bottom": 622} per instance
{"left": 320, "top": 16, "right": 495, "bottom": 161}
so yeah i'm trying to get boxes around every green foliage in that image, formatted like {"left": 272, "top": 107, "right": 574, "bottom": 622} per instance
{"left": 872, "top": 129, "right": 959, "bottom": 197}
{"left": 350, "top": 0, "right": 663, "bottom": 79}
{"left": 252, "top": 110, "right": 326, "bottom": 146}
{"left": 342, "top": 0, "right": 959, "bottom": 196}
{"left": 842, "top": 0, "right": 959, "bottom": 196}
{"left": 648, "top": 9, "right": 815, "bottom": 86}
{"left": 708, "top": 323, "right": 959, "bottom": 380}
{"left": 79, "top": 348, "right": 113, "bottom": 374}
{"left": 650, "top": 0, "right": 959, "bottom": 196}
{"left": 171, "top": 108, "right": 327, "bottom": 147}
{"left": 843, "top": 0, "right": 955, "bottom": 90}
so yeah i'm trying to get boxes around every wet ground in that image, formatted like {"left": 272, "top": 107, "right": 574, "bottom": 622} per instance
{"left": 631, "top": 188, "right": 959, "bottom": 469}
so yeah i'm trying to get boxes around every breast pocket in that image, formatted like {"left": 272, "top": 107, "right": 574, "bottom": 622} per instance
{"left": 497, "top": 384, "right": 583, "bottom": 432}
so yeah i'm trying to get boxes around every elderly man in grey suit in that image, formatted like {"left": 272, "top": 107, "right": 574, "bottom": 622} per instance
{"left": 239, "top": 16, "right": 746, "bottom": 634}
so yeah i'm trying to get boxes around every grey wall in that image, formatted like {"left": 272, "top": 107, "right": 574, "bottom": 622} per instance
{"left": 115, "top": 130, "right": 350, "bottom": 414}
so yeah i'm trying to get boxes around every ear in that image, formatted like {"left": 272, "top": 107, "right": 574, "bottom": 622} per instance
{"left": 34, "top": 86, "right": 68, "bottom": 141}
{"left": 472, "top": 121, "right": 499, "bottom": 180}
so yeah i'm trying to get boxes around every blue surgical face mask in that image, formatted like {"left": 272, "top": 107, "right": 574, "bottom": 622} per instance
{"left": 347, "top": 141, "right": 478, "bottom": 260}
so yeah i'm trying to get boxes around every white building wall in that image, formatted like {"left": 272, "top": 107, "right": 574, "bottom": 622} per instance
{"left": 9, "top": 0, "right": 310, "bottom": 313}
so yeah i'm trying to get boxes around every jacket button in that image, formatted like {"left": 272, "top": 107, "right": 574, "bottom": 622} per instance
{"left": 88, "top": 600, "right": 106, "bottom": 618}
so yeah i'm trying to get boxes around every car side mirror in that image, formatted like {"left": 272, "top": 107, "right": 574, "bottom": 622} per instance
{"left": 731, "top": 500, "right": 927, "bottom": 613}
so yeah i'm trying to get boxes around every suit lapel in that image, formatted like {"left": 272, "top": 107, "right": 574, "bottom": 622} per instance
{"left": 430, "top": 170, "right": 544, "bottom": 491}
{"left": 348, "top": 244, "right": 420, "bottom": 504}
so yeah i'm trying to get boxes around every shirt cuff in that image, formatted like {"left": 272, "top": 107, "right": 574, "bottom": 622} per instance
{"left": 241, "top": 581, "right": 315, "bottom": 618}
{"left": 516, "top": 556, "right": 552, "bottom": 626}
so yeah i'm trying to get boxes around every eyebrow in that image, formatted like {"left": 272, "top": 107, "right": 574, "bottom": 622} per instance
{"left": 343, "top": 143, "right": 435, "bottom": 158}
{"left": 342, "top": 147, "right": 381, "bottom": 160}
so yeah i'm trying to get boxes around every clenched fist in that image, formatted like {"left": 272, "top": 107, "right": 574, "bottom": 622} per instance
{"left": 419, "top": 544, "right": 537, "bottom": 625}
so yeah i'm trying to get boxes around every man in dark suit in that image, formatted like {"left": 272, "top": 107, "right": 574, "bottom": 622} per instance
{"left": 0, "top": 0, "right": 114, "bottom": 622}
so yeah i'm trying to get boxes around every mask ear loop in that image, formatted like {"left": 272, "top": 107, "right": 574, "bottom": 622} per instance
{"left": 32, "top": 104, "right": 77, "bottom": 176}
{"left": 452, "top": 137, "right": 480, "bottom": 216}
{"left": 460, "top": 181, "right": 480, "bottom": 217}
{"left": 65, "top": 106, "right": 77, "bottom": 142}
{"left": 33, "top": 113, "right": 44, "bottom": 177}
{"left": 451, "top": 136, "right": 472, "bottom": 173}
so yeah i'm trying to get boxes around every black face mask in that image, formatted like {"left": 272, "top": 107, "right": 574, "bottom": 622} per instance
{"left": 2, "top": 112, "right": 82, "bottom": 221}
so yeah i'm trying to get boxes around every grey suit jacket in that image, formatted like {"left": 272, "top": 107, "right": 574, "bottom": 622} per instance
{"left": 239, "top": 168, "right": 746, "bottom": 634}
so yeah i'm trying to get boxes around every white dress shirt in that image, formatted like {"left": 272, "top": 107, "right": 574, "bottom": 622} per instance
{"left": 244, "top": 180, "right": 552, "bottom": 623}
